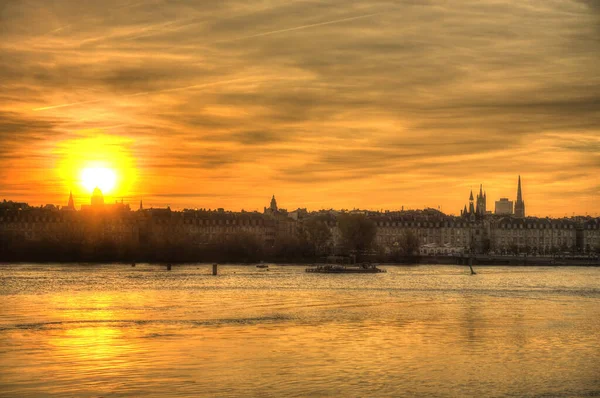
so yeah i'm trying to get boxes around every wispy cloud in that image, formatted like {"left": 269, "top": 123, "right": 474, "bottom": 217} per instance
{"left": 1, "top": 0, "right": 599, "bottom": 215}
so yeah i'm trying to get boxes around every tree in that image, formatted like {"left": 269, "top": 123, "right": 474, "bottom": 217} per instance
{"left": 481, "top": 238, "right": 491, "bottom": 254}
{"left": 271, "top": 235, "right": 311, "bottom": 262}
{"left": 303, "top": 216, "right": 332, "bottom": 257}
{"left": 389, "top": 230, "right": 420, "bottom": 263}
{"left": 215, "top": 232, "right": 264, "bottom": 263}
{"left": 337, "top": 213, "right": 376, "bottom": 255}
{"left": 398, "top": 230, "right": 420, "bottom": 257}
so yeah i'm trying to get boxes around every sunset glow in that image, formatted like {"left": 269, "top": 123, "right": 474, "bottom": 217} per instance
{"left": 1, "top": 2, "right": 600, "bottom": 397}
{"left": 54, "top": 133, "right": 137, "bottom": 201}
{"left": 0, "top": 0, "right": 598, "bottom": 215}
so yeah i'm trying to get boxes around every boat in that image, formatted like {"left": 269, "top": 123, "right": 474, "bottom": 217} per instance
{"left": 256, "top": 261, "right": 269, "bottom": 269}
{"left": 305, "top": 263, "right": 386, "bottom": 274}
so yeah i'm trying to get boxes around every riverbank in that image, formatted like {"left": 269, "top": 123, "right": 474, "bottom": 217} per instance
{"left": 420, "top": 254, "right": 600, "bottom": 266}
{"left": 2, "top": 257, "right": 600, "bottom": 266}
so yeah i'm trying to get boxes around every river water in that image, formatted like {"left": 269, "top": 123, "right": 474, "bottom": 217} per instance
{"left": 0, "top": 264, "right": 599, "bottom": 397}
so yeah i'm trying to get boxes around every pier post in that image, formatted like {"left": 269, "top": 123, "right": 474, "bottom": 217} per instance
{"left": 166, "top": 263, "right": 172, "bottom": 271}
{"left": 468, "top": 256, "right": 476, "bottom": 275}
{"left": 212, "top": 263, "right": 218, "bottom": 276}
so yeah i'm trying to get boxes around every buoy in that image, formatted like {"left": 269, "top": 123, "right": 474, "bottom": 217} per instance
{"left": 131, "top": 263, "right": 136, "bottom": 267}
{"left": 167, "top": 263, "right": 172, "bottom": 271}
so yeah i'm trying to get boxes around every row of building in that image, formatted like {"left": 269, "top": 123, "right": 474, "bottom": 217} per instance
{"left": 1, "top": 185, "right": 599, "bottom": 256}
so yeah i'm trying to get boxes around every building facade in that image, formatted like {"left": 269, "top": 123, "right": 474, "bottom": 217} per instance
{"left": 495, "top": 198, "right": 513, "bottom": 215}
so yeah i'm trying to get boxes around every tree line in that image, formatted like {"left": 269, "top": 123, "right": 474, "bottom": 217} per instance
{"left": 0, "top": 214, "right": 421, "bottom": 263}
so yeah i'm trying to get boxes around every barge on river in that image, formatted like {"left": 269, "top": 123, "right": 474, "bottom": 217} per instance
{"left": 305, "top": 263, "right": 386, "bottom": 274}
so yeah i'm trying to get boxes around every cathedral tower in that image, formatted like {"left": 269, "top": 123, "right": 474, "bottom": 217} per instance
{"left": 476, "top": 184, "right": 487, "bottom": 216}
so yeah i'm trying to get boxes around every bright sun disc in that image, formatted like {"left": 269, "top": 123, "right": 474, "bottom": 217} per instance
{"left": 81, "top": 167, "right": 117, "bottom": 193}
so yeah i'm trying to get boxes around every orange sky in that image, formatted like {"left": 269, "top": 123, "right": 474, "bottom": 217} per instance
{"left": 0, "top": 0, "right": 599, "bottom": 217}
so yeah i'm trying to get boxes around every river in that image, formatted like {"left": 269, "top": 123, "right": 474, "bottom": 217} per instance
{"left": 1, "top": 264, "right": 599, "bottom": 397}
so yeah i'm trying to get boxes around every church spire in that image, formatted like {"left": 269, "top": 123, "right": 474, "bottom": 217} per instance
{"left": 515, "top": 175, "right": 525, "bottom": 218}
{"left": 468, "top": 189, "right": 475, "bottom": 215}
{"left": 67, "top": 191, "right": 75, "bottom": 210}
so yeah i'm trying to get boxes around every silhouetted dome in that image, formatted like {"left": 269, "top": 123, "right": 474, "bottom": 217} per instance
{"left": 91, "top": 187, "right": 104, "bottom": 207}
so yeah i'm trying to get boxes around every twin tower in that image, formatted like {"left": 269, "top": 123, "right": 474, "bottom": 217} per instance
{"left": 462, "top": 176, "right": 525, "bottom": 218}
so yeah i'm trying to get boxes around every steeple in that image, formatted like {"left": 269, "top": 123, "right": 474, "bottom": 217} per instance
{"left": 468, "top": 190, "right": 475, "bottom": 214}
{"left": 139, "top": 198, "right": 143, "bottom": 210}
{"left": 270, "top": 194, "right": 278, "bottom": 212}
{"left": 514, "top": 175, "right": 525, "bottom": 218}
{"left": 67, "top": 191, "right": 75, "bottom": 210}
{"left": 475, "top": 184, "right": 487, "bottom": 216}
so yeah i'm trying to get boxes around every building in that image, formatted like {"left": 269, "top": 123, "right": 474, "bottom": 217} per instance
{"left": 263, "top": 195, "right": 278, "bottom": 215}
{"left": 2, "top": 186, "right": 599, "bottom": 261}
{"left": 288, "top": 208, "right": 308, "bottom": 221}
{"left": 372, "top": 208, "right": 485, "bottom": 255}
{"left": 0, "top": 200, "right": 29, "bottom": 210}
{"left": 495, "top": 198, "right": 513, "bottom": 215}
{"left": 582, "top": 218, "right": 600, "bottom": 253}
{"left": 91, "top": 187, "right": 104, "bottom": 208}
{"left": 491, "top": 217, "right": 577, "bottom": 254}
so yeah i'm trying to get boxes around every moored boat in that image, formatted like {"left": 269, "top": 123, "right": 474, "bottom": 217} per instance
{"left": 305, "top": 263, "right": 385, "bottom": 273}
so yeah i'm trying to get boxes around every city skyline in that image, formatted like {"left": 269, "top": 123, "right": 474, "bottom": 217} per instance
{"left": 3, "top": 174, "right": 598, "bottom": 219}
{"left": 1, "top": 0, "right": 599, "bottom": 217}
{"left": 2, "top": 3, "right": 600, "bottom": 397}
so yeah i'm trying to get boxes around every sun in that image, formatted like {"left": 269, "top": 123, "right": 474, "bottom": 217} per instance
{"left": 81, "top": 167, "right": 117, "bottom": 194}
{"left": 55, "top": 133, "right": 137, "bottom": 198}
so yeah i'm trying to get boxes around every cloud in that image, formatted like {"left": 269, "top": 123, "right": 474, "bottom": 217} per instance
{"left": 0, "top": 0, "right": 599, "bottom": 215}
